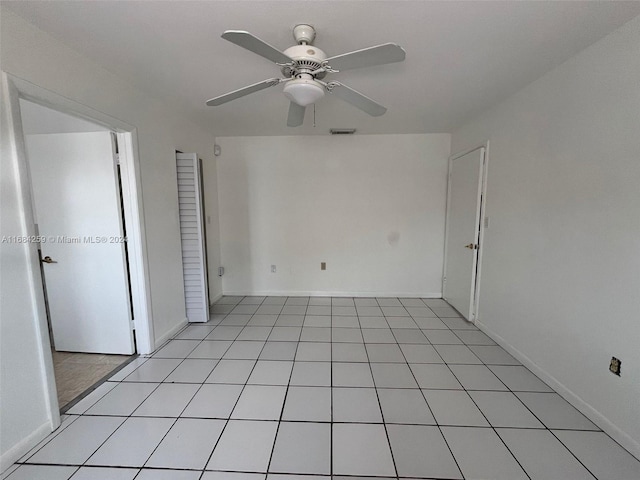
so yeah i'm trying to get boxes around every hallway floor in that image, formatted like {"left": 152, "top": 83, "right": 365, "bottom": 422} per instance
{"left": 52, "top": 350, "right": 132, "bottom": 409}
{"left": 5, "top": 296, "right": 640, "bottom": 479}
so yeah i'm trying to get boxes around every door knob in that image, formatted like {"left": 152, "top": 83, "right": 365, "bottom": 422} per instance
{"left": 41, "top": 256, "right": 58, "bottom": 264}
{"left": 465, "top": 244, "right": 478, "bottom": 250}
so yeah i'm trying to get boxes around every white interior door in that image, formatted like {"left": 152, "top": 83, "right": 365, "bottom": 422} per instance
{"left": 26, "top": 132, "right": 135, "bottom": 354}
{"left": 443, "top": 147, "right": 485, "bottom": 320}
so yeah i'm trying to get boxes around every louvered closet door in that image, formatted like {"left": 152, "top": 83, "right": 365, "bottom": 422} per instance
{"left": 176, "top": 152, "right": 210, "bottom": 322}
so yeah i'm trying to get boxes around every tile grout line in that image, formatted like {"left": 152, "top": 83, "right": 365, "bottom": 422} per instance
{"left": 195, "top": 294, "right": 251, "bottom": 476}
{"left": 65, "top": 296, "right": 234, "bottom": 476}
{"left": 442, "top": 329, "right": 604, "bottom": 480}
{"left": 200, "top": 294, "right": 279, "bottom": 475}
{"left": 546, "top": 429, "right": 601, "bottom": 480}
{"left": 486, "top": 379, "right": 602, "bottom": 478}
{"left": 379, "top": 296, "right": 465, "bottom": 480}
{"left": 14, "top": 414, "right": 83, "bottom": 465}
{"left": 265, "top": 296, "right": 309, "bottom": 476}
{"left": 430, "top": 300, "right": 607, "bottom": 480}
{"left": 134, "top": 345, "right": 232, "bottom": 475}
{"left": 14, "top": 295, "right": 634, "bottom": 480}
{"left": 329, "top": 297, "right": 335, "bottom": 478}
{"left": 59, "top": 306, "right": 241, "bottom": 475}
{"left": 421, "top": 301, "right": 533, "bottom": 479}
{"left": 365, "top": 296, "right": 402, "bottom": 480}
{"left": 440, "top": 351, "right": 533, "bottom": 480}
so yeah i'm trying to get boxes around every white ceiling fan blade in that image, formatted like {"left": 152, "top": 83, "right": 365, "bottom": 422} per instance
{"left": 222, "top": 30, "right": 292, "bottom": 64}
{"left": 326, "top": 43, "right": 405, "bottom": 72}
{"left": 206, "top": 78, "right": 280, "bottom": 106}
{"left": 327, "top": 82, "right": 387, "bottom": 117}
{"left": 287, "top": 102, "right": 306, "bottom": 127}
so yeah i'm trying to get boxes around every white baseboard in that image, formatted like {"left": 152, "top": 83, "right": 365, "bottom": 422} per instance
{"left": 153, "top": 318, "right": 187, "bottom": 351}
{"left": 1, "top": 421, "right": 51, "bottom": 473}
{"left": 209, "top": 291, "right": 223, "bottom": 305}
{"left": 476, "top": 319, "right": 640, "bottom": 461}
{"left": 222, "top": 290, "right": 442, "bottom": 298}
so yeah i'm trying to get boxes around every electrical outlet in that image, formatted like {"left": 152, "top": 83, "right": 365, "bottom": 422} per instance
{"left": 271, "top": 265, "right": 276, "bottom": 273}
{"left": 609, "top": 356, "right": 621, "bottom": 376}
{"left": 321, "top": 262, "right": 326, "bottom": 270}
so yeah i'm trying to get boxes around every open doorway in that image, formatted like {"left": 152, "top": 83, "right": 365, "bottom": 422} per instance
{"left": 20, "top": 99, "right": 137, "bottom": 410}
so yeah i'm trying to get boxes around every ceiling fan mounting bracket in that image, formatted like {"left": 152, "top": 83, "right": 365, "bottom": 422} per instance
{"left": 293, "top": 24, "right": 316, "bottom": 45}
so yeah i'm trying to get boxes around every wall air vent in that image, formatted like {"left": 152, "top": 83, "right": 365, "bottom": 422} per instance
{"left": 330, "top": 128, "right": 356, "bottom": 135}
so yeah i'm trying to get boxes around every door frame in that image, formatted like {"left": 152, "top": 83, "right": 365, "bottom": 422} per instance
{"left": 442, "top": 142, "right": 490, "bottom": 323}
{"left": 3, "top": 73, "right": 155, "bottom": 425}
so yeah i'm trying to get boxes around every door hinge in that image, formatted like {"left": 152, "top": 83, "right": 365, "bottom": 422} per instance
{"left": 130, "top": 319, "right": 136, "bottom": 331}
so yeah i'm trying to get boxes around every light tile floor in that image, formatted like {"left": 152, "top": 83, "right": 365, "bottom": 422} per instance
{"left": 5, "top": 296, "right": 640, "bottom": 480}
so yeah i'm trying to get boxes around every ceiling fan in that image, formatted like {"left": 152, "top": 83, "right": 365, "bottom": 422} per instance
{"left": 206, "top": 24, "right": 406, "bottom": 127}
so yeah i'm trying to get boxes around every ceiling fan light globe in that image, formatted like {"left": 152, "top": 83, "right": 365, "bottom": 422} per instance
{"left": 283, "top": 79, "right": 325, "bottom": 107}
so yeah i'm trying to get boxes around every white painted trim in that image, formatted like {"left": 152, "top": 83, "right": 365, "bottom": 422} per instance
{"left": 222, "top": 291, "right": 443, "bottom": 298}
{"left": 109, "top": 133, "right": 136, "bottom": 354}
{"left": 472, "top": 141, "right": 490, "bottom": 323}
{"left": 11, "top": 76, "right": 136, "bottom": 131}
{"left": 209, "top": 291, "right": 223, "bottom": 305}
{"left": 118, "top": 132, "right": 154, "bottom": 354}
{"left": 476, "top": 319, "right": 640, "bottom": 461}
{"left": 153, "top": 318, "right": 188, "bottom": 351}
{"left": 0, "top": 421, "right": 50, "bottom": 472}
{"left": 3, "top": 74, "right": 61, "bottom": 440}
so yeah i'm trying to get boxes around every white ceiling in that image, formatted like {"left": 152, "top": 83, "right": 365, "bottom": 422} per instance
{"left": 4, "top": 1, "right": 640, "bottom": 136}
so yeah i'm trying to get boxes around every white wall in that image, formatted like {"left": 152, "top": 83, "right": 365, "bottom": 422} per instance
{"left": 20, "top": 98, "right": 109, "bottom": 134}
{"left": 451, "top": 16, "right": 640, "bottom": 458}
{"left": 214, "top": 134, "right": 450, "bottom": 297}
{"left": 0, "top": 9, "right": 221, "bottom": 467}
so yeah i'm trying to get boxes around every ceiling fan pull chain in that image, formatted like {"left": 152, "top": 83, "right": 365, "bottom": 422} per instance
{"left": 313, "top": 103, "right": 316, "bottom": 128}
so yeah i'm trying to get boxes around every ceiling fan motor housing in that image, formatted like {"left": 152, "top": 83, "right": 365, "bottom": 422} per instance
{"left": 282, "top": 26, "right": 327, "bottom": 107}
{"left": 282, "top": 44, "right": 327, "bottom": 79}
